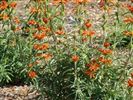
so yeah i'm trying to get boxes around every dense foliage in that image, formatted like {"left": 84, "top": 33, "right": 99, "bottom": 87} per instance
{"left": 0, "top": 0, "right": 133, "bottom": 99}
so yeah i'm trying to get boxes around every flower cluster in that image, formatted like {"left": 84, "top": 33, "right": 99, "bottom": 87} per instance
{"left": 128, "top": 72, "right": 133, "bottom": 87}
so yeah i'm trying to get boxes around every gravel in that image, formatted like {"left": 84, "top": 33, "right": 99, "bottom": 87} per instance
{"left": 0, "top": 85, "right": 40, "bottom": 100}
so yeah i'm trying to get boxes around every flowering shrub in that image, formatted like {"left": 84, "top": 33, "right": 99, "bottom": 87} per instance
{"left": 0, "top": 0, "right": 133, "bottom": 99}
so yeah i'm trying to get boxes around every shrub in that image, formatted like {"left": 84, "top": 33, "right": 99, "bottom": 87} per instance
{"left": 0, "top": 0, "right": 133, "bottom": 99}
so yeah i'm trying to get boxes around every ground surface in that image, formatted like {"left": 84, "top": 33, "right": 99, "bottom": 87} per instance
{"left": 0, "top": 85, "right": 39, "bottom": 100}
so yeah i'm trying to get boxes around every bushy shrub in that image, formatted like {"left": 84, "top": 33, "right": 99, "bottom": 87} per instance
{"left": 0, "top": 0, "right": 133, "bottom": 99}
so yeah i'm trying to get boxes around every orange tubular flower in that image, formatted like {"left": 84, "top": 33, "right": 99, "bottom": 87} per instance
{"left": 72, "top": 55, "right": 79, "bottom": 62}
{"left": 33, "top": 44, "right": 40, "bottom": 50}
{"left": 127, "top": 4, "right": 133, "bottom": 13}
{"left": 52, "top": 0, "right": 68, "bottom": 5}
{"left": 28, "top": 71, "right": 37, "bottom": 78}
{"left": 10, "top": 2, "right": 17, "bottom": 8}
{"left": 0, "top": 1, "right": 8, "bottom": 10}
{"left": 98, "top": 57, "right": 112, "bottom": 64}
{"left": 82, "top": 30, "right": 88, "bottom": 36}
{"left": 88, "top": 31, "right": 95, "bottom": 37}
{"left": 2, "top": 14, "right": 9, "bottom": 20}
{"left": 13, "top": 26, "right": 21, "bottom": 32}
{"left": 30, "top": 7, "right": 38, "bottom": 14}
{"left": 99, "top": 49, "right": 112, "bottom": 55}
{"left": 85, "top": 70, "right": 95, "bottom": 78}
{"left": 33, "top": 32, "right": 46, "bottom": 40}
{"left": 85, "top": 22, "right": 92, "bottom": 28}
{"left": 128, "top": 79, "right": 133, "bottom": 87}
{"left": 42, "top": 53, "right": 52, "bottom": 60}
{"left": 13, "top": 17, "right": 20, "bottom": 24}
{"left": 35, "top": 53, "right": 52, "bottom": 60}
{"left": 124, "top": 17, "right": 133, "bottom": 24}
{"left": 40, "top": 43, "right": 49, "bottom": 50}
{"left": 28, "top": 20, "right": 37, "bottom": 25}
{"left": 88, "top": 63, "right": 100, "bottom": 72}
{"left": 85, "top": 19, "right": 92, "bottom": 28}
{"left": 33, "top": 43, "right": 49, "bottom": 50}
{"left": 103, "top": 42, "right": 110, "bottom": 48}
{"left": 37, "top": 26, "right": 46, "bottom": 31}
{"left": 43, "top": 18, "right": 49, "bottom": 24}
{"left": 82, "top": 30, "right": 95, "bottom": 37}
{"left": 123, "top": 31, "right": 133, "bottom": 36}
{"left": 55, "top": 30, "right": 64, "bottom": 35}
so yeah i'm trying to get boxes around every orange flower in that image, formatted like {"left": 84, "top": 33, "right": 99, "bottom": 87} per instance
{"left": 127, "top": 4, "right": 133, "bottom": 13}
{"left": 35, "top": 53, "right": 52, "bottom": 60}
{"left": 10, "top": 2, "right": 17, "bottom": 8}
{"left": 33, "top": 44, "right": 40, "bottom": 50}
{"left": 99, "top": 49, "right": 112, "bottom": 55}
{"left": 55, "top": 30, "right": 65, "bottom": 35}
{"left": 37, "top": 26, "right": 46, "bottom": 31}
{"left": 0, "top": 1, "right": 8, "bottom": 10}
{"left": 28, "top": 71, "right": 37, "bottom": 78}
{"left": 82, "top": 31, "right": 95, "bottom": 37}
{"left": 124, "top": 17, "right": 133, "bottom": 24}
{"left": 40, "top": 43, "right": 49, "bottom": 50}
{"left": 28, "top": 20, "right": 37, "bottom": 25}
{"left": 13, "top": 26, "right": 21, "bottom": 32}
{"left": 33, "top": 43, "right": 49, "bottom": 50}
{"left": 103, "top": 42, "right": 110, "bottom": 48}
{"left": 87, "top": 62, "right": 100, "bottom": 72}
{"left": 72, "top": 55, "right": 79, "bottom": 62}
{"left": 13, "top": 17, "right": 20, "bottom": 24}
{"left": 30, "top": 7, "right": 38, "bottom": 14}
{"left": 43, "top": 18, "right": 49, "bottom": 24}
{"left": 52, "top": 0, "right": 68, "bottom": 5}
{"left": 82, "top": 30, "right": 88, "bottom": 36}
{"left": 85, "top": 22, "right": 92, "bottom": 28}
{"left": 123, "top": 31, "right": 133, "bottom": 36}
{"left": 42, "top": 53, "right": 52, "bottom": 60}
{"left": 33, "top": 32, "right": 46, "bottom": 40}
{"left": 88, "top": 31, "right": 95, "bottom": 37}
{"left": 123, "top": 31, "right": 130, "bottom": 36}
{"left": 128, "top": 79, "right": 133, "bottom": 87}
{"left": 2, "top": 14, "right": 9, "bottom": 20}
{"left": 85, "top": 70, "right": 95, "bottom": 78}
{"left": 46, "top": 28, "right": 51, "bottom": 32}
{"left": 98, "top": 57, "right": 112, "bottom": 64}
